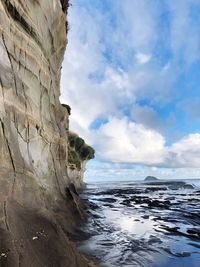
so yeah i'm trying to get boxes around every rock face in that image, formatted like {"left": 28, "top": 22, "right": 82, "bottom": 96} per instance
{"left": 68, "top": 162, "right": 87, "bottom": 188}
{"left": 0, "top": 1, "right": 94, "bottom": 266}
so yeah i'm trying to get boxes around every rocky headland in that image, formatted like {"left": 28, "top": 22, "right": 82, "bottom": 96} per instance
{"left": 144, "top": 176, "right": 158, "bottom": 181}
{"left": 0, "top": 0, "right": 94, "bottom": 266}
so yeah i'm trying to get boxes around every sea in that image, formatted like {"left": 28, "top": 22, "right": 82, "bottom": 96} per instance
{"left": 77, "top": 179, "right": 200, "bottom": 267}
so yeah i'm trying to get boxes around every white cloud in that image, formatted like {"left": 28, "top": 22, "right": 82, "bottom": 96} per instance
{"left": 60, "top": 1, "right": 200, "bottom": 178}
{"left": 116, "top": 0, "right": 160, "bottom": 52}
{"left": 135, "top": 52, "right": 152, "bottom": 64}
{"left": 60, "top": 0, "right": 178, "bottom": 132}
{"left": 169, "top": 134, "right": 200, "bottom": 167}
{"left": 90, "top": 117, "right": 166, "bottom": 165}
{"left": 167, "top": 0, "right": 200, "bottom": 64}
{"left": 83, "top": 117, "right": 200, "bottom": 168}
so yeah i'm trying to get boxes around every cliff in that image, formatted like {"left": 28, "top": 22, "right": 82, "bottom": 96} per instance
{"left": 0, "top": 0, "right": 94, "bottom": 266}
{"left": 68, "top": 132, "right": 95, "bottom": 188}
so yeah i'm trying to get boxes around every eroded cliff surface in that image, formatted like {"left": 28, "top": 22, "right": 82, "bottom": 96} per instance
{"left": 0, "top": 1, "right": 94, "bottom": 266}
{"left": 68, "top": 132, "right": 95, "bottom": 188}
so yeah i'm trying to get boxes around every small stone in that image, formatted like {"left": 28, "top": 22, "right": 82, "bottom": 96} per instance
{"left": 32, "top": 236, "right": 38, "bottom": 240}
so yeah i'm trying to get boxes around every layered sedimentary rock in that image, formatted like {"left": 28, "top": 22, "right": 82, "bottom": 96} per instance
{"left": 0, "top": 1, "right": 94, "bottom": 266}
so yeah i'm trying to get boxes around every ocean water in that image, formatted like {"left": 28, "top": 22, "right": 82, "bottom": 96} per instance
{"left": 78, "top": 179, "right": 200, "bottom": 267}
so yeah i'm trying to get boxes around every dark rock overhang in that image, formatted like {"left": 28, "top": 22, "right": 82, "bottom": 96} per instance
{"left": 60, "top": 0, "right": 69, "bottom": 13}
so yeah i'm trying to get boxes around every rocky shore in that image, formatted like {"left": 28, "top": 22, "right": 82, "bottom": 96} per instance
{"left": 78, "top": 180, "right": 200, "bottom": 267}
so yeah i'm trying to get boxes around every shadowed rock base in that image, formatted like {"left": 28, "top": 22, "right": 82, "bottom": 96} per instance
{"left": 0, "top": 188, "right": 95, "bottom": 267}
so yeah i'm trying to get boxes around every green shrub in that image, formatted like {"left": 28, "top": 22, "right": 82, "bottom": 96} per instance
{"left": 68, "top": 132, "right": 95, "bottom": 166}
{"left": 75, "top": 137, "right": 85, "bottom": 151}
{"left": 87, "top": 146, "right": 95, "bottom": 159}
{"left": 68, "top": 148, "right": 81, "bottom": 170}
{"left": 68, "top": 134, "right": 76, "bottom": 147}
{"left": 80, "top": 145, "right": 95, "bottom": 160}
{"left": 69, "top": 138, "right": 75, "bottom": 147}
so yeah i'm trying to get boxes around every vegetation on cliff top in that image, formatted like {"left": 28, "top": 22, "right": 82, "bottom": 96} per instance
{"left": 68, "top": 132, "right": 95, "bottom": 170}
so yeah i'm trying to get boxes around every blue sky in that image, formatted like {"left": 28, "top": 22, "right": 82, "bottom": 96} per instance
{"left": 61, "top": 0, "right": 200, "bottom": 181}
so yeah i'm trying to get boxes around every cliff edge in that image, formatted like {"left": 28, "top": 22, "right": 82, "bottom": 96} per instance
{"left": 0, "top": 0, "right": 94, "bottom": 266}
{"left": 68, "top": 131, "right": 95, "bottom": 188}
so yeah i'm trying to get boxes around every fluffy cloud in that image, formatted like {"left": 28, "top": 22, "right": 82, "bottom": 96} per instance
{"left": 85, "top": 117, "right": 200, "bottom": 168}
{"left": 90, "top": 117, "right": 166, "bottom": 165}
{"left": 169, "top": 134, "right": 200, "bottom": 167}
{"left": 60, "top": 0, "right": 200, "bottom": 179}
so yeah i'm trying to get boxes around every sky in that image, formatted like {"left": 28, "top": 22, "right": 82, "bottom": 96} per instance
{"left": 60, "top": 0, "right": 200, "bottom": 182}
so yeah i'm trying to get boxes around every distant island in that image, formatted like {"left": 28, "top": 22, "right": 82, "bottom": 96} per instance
{"left": 144, "top": 176, "right": 159, "bottom": 181}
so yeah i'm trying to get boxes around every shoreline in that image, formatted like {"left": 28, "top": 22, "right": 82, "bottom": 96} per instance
{"left": 76, "top": 179, "right": 200, "bottom": 267}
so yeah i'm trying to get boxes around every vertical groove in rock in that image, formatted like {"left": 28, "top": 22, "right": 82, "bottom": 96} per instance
{"left": 2, "top": 33, "right": 18, "bottom": 96}
{"left": 0, "top": 119, "right": 16, "bottom": 172}
{"left": 3, "top": 201, "right": 9, "bottom": 231}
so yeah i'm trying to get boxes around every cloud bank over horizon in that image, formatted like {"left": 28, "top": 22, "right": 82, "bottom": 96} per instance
{"left": 61, "top": 0, "right": 200, "bottom": 180}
